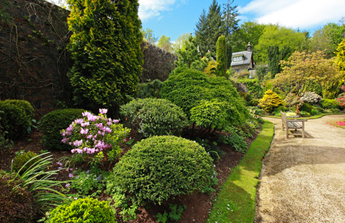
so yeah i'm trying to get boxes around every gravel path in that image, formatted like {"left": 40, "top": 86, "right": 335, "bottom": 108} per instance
{"left": 255, "top": 115, "right": 345, "bottom": 223}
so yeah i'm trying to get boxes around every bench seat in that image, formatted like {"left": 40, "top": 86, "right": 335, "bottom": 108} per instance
{"left": 281, "top": 111, "right": 307, "bottom": 138}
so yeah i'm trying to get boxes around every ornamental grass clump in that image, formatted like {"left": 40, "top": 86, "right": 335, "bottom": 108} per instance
{"left": 61, "top": 109, "right": 130, "bottom": 164}
{"left": 107, "top": 135, "right": 215, "bottom": 206}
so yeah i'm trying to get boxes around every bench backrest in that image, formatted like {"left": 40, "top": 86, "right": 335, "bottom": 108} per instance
{"left": 281, "top": 111, "right": 287, "bottom": 124}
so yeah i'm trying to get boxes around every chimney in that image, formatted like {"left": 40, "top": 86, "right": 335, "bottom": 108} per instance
{"left": 247, "top": 42, "right": 252, "bottom": 52}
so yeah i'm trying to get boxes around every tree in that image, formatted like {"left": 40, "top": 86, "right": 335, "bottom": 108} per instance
{"left": 273, "top": 51, "right": 344, "bottom": 98}
{"left": 255, "top": 25, "right": 307, "bottom": 63}
{"left": 231, "top": 21, "right": 266, "bottom": 53}
{"left": 195, "top": 0, "right": 222, "bottom": 58}
{"left": 172, "top": 33, "right": 191, "bottom": 54}
{"left": 67, "top": 0, "right": 143, "bottom": 115}
{"left": 221, "top": 0, "right": 239, "bottom": 40}
{"left": 141, "top": 28, "right": 157, "bottom": 44}
{"left": 157, "top": 35, "right": 172, "bottom": 52}
{"left": 175, "top": 35, "right": 201, "bottom": 69}
{"left": 310, "top": 23, "right": 345, "bottom": 58}
{"left": 335, "top": 38, "right": 345, "bottom": 71}
{"left": 267, "top": 45, "right": 280, "bottom": 78}
{"left": 216, "top": 35, "right": 227, "bottom": 77}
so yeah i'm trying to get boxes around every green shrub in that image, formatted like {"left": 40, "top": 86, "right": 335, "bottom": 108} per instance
{"left": 0, "top": 100, "right": 35, "bottom": 140}
{"left": 107, "top": 136, "right": 215, "bottom": 205}
{"left": 46, "top": 197, "right": 116, "bottom": 223}
{"left": 160, "top": 68, "right": 249, "bottom": 125}
{"left": 0, "top": 111, "right": 13, "bottom": 149}
{"left": 137, "top": 79, "right": 163, "bottom": 98}
{"left": 38, "top": 109, "right": 85, "bottom": 151}
{"left": 0, "top": 170, "right": 38, "bottom": 223}
{"left": 12, "top": 151, "right": 40, "bottom": 175}
{"left": 218, "top": 130, "right": 247, "bottom": 153}
{"left": 120, "top": 98, "right": 188, "bottom": 138}
{"left": 320, "top": 99, "right": 341, "bottom": 109}
{"left": 258, "top": 90, "right": 284, "bottom": 113}
{"left": 300, "top": 103, "right": 312, "bottom": 113}
{"left": 298, "top": 111, "right": 310, "bottom": 117}
{"left": 238, "top": 78, "right": 264, "bottom": 99}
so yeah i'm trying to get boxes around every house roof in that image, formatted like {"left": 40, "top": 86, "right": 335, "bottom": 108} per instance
{"left": 231, "top": 50, "right": 253, "bottom": 66}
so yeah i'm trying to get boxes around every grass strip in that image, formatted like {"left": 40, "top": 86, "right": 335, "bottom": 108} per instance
{"left": 207, "top": 120, "right": 274, "bottom": 223}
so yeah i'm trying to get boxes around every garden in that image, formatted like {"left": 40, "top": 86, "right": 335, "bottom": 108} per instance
{"left": 1, "top": 0, "right": 345, "bottom": 222}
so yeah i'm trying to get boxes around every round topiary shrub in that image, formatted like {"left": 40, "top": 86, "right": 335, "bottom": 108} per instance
{"left": 0, "top": 100, "right": 35, "bottom": 140}
{"left": 47, "top": 197, "right": 116, "bottom": 223}
{"left": 0, "top": 170, "right": 38, "bottom": 223}
{"left": 107, "top": 135, "right": 215, "bottom": 205}
{"left": 160, "top": 68, "right": 249, "bottom": 126}
{"left": 120, "top": 98, "right": 188, "bottom": 138}
{"left": 38, "top": 109, "right": 85, "bottom": 151}
{"left": 12, "top": 151, "right": 40, "bottom": 175}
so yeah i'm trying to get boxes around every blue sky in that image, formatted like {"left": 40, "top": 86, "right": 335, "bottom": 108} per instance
{"left": 51, "top": 0, "right": 345, "bottom": 42}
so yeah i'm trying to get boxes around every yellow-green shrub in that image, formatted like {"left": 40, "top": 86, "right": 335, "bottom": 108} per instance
{"left": 259, "top": 90, "right": 284, "bottom": 113}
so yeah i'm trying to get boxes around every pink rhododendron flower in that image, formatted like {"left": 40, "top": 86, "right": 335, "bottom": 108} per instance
{"left": 99, "top": 108, "right": 108, "bottom": 114}
{"left": 80, "top": 128, "right": 89, "bottom": 134}
{"left": 113, "top": 119, "right": 119, "bottom": 123}
{"left": 73, "top": 140, "right": 83, "bottom": 147}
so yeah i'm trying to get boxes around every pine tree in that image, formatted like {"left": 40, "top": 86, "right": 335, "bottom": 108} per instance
{"left": 175, "top": 35, "right": 200, "bottom": 68}
{"left": 216, "top": 35, "right": 227, "bottom": 77}
{"left": 205, "top": 0, "right": 222, "bottom": 58}
{"left": 222, "top": 0, "right": 239, "bottom": 40}
{"left": 67, "top": 0, "right": 143, "bottom": 115}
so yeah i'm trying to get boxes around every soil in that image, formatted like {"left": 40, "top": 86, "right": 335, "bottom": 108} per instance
{"left": 0, "top": 127, "right": 260, "bottom": 223}
{"left": 255, "top": 115, "right": 345, "bottom": 223}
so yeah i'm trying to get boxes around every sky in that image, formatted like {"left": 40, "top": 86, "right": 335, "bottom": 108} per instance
{"left": 50, "top": 0, "right": 345, "bottom": 42}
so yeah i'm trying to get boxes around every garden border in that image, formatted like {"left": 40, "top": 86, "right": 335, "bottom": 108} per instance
{"left": 207, "top": 120, "right": 274, "bottom": 222}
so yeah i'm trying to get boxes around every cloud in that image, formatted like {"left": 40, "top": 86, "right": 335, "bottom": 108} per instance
{"left": 138, "top": 0, "right": 178, "bottom": 21}
{"left": 240, "top": 0, "right": 345, "bottom": 29}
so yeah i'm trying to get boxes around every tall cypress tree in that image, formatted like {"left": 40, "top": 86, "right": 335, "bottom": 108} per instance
{"left": 67, "top": 0, "right": 143, "bottom": 115}
{"left": 216, "top": 35, "right": 227, "bottom": 77}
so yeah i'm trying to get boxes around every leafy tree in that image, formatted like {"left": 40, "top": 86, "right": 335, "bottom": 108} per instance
{"left": 141, "top": 28, "right": 157, "bottom": 44}
{"left": 216, "top": 35, "right": 227, "bottom": 77}
{"left": 172, "top": 33, "right": 191, "bottom": 54}
{"left": 255, "top": 25, "right": 307, "bottom": 63}
{"left": 231, "top": 21, "right": 266, "bottom": 53}
{"left": 67, "top": 0, "right": 143, "bottom": 115}
{"left": 273, "top": 51, "right": 344, "bottom": 98}
{"left": 157, "top": 35, "right": 172, "bottom": 52}
{"left": 310, "top": 23, "right": 345, "bottom": 57}
{"left": 267, "top": 45, "right": 280, "bottom": 78}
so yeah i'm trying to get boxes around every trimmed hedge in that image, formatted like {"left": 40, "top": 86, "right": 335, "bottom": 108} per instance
{"left": 107, "top": 135, "right": 215, "bottom": 205}
{"left": 0, "top": 100, "right": 35, "bottom": 140}
{"left": 38, "top": 109, "right": 85, "bottom": 151}
{"left": 120, "top": 98, "right": 188, "bottom": 138}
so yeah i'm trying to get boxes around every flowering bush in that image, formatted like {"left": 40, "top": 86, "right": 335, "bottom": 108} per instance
{"left": 61, "top": 109, "right": 130, "bottom": 164}
{"left": 336, "top": 93, "right": 345, "bottom": 108}
{"left": 300, "top": 91, "right": 322, "bottom": 104}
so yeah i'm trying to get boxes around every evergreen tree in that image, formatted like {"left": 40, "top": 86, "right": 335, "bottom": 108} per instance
{"left": 67, "top": 0, "right": 143, "bottom": 115}
{"left": 267, "top": 45, "right": 280, "bottom": 78}
{"left": 216, "top": 35, "right": 227, "bottom": 77}
{"left": 205, "top": 0, "right": 222, "bottom": 58}
{"left": 194, "top": 9, "right": 208, "bottom": 56}
{"left": 175, "top": 35, "right": 200, "bottom": 69}
{"left": 222, "top": 0, "right": 239, "bottom": 40}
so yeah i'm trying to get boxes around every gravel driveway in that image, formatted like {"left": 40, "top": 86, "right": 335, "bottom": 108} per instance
{"left": 255, "top": 115, "right": 345, "bottom": 223}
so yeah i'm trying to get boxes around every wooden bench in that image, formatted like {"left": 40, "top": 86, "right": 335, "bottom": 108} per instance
{"left": 281, "top": 111, "right": 307, "bottom": 138}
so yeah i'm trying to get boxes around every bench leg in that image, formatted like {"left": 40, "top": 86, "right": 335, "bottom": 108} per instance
{"left": 286, "top": 128, "right": 289, "bottom": 139}
{"left": 302, "top": 122, "right": 305, "bottom": 138}
{"left": 282, "top": 123, "right": 284, "bottom": 131}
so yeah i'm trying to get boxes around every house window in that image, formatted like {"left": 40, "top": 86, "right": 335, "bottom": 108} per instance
{"left": 233, "top": 56, "right": 243, "bottom": 62}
